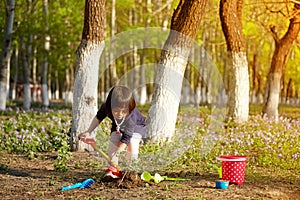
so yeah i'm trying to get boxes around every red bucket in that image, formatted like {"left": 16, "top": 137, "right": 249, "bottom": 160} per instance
{"left": 217, "top": 155, "right": 248, "bottom": 185}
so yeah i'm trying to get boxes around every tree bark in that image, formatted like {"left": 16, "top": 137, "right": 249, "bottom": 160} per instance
{"left": 262, "top": 2, "right": 300, "bottom": 120}
{"left": 41, "top": 0, "right": 50, "bottom": 109}
{"left": 64, "top": 66, "right": 74, "bottom": 104}
{"left": 220, "top": 0, "right": 249, "bottom": 123}
{"left": 71, "top": 0, "right": 106, "bottom": 151}
{"left": 21, "top": 37, "right": 31, "bottom": 110}
{"left": 147, "top": 0, "right": 208, "bottom": 142}
{"left": 109, "top": 0, "right": 118, "bottom": 86}
{"left": 11, "top": 45, "right": 18, "bottom": 100}
{"left": 0, "top": 0, "right": 15, "bottom": 110}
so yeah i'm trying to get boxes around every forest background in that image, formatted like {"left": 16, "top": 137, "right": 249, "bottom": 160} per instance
{"left": 1, "top": 0, "right": 300, "bottom": 110}
{"left": 0, "top": 1, "right": 300, "bottom": 199}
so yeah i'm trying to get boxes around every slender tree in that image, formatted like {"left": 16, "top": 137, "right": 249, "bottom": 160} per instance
{"left": 21, "top": 36, "right": 31, "bottom": 110}
{"left": 147, "top": 0, "right": 209, "bottom": 142}
{"left": 0, "top": 0, "right": 15, "bottom": 110}
{"left": 220, "top": 0, "right": 249, "bottom": 123}
{"left": 262, "top": 2, "right": 300, "bottom": 120}
{"left": 41, "top": 0, "right": 50, "bottom": 109}
{"left": 71, "top": 0, "right": 106, "bottom": 151}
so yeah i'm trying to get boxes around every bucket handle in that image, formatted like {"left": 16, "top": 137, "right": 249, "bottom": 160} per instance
{"left": 217, "top": 157, "right": 247, "bottom": 162}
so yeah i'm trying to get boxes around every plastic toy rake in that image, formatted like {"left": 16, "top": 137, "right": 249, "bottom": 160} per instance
{"left": 61, "top": 178, "right": 95, "bottom": 191}
{"left": 141, "top": 171, "right": 190, "bottom": 183}
{"left": 79, "top": 137, "right": 121, "bottom": 171}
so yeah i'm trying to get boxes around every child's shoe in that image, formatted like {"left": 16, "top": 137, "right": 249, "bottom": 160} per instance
{"left": 104, "top": 166, "right": 123, "bottom": 179}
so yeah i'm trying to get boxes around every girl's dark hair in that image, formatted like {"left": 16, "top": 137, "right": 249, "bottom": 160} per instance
{"left": 105, "top": 86, "right": 136, "bottom": 116}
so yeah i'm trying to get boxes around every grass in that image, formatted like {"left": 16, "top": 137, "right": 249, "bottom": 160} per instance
{"left": 0, "top": 101, "right": 299, "bottom": 178}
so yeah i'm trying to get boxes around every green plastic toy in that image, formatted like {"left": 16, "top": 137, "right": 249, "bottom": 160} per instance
{"left": 209, "top": 164, "right": 222, "bottom": 179}
{"left": 141, "top": 171, "right": 190, "bottom": 183}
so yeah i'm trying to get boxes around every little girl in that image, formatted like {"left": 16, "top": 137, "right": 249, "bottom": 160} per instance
{"left": 78, "top": 86, "right": 146, "bottom": 178}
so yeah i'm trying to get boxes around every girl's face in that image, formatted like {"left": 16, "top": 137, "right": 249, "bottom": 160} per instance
{"left": 112, "top": 106, "right": 129, "bottom": 119}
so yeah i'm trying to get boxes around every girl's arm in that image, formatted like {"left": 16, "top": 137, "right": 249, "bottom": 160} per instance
{"left": 86, "top": 116, "right": 101, "bottom": 133}
{"left": 78, "top": 116, "right": 101, "bottom": 138}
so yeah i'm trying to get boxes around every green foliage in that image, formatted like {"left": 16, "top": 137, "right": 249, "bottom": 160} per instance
{"left": 54, "top": 140, "right": 72, "bottom": 172}
{"left": 0, "top": 108, "right": 72, "bottom": 171}
{"left": 2, "top": 0, "right": 300, "bottom": 95}
{"left": 169, "top": 111, "right": 300, "bottom": 172}
{"left": 116, "top": 0, "right": 135, "bottom": 9}
{"left": 1, "top": 104, "right": 299, "bottom": 174}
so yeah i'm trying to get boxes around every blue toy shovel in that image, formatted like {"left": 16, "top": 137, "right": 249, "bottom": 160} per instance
{"left": 61, "top": 178, "right": 95, "bottom": 191}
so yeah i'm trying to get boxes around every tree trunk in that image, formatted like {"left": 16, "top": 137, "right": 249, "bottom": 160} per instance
{"left": 108, "top": 0, "right": 118, "bottom": 86}
{"left": 41, "top": 0, "right": 50, "bottom": 109}
{"left": 71, "top": 0, "right": 106, "bottom": 151}
{"left": 147, "top": 0, "right": 208, "bottom": 142}
{"left": 54, "top": 70, "right": 59, "bottom": 99}
{"left": 286, "top": 78, "right": 292, "bottom": 105}
{"left": 220, "top": 0, "right": 249, "bottom": 123}
{"left": 64, "top": 66, "right": 73, "bottom": 104}
{"left": 250, "top": 54, "right": 257, "bottom": 104}
{"left": 138, "top": 0, "right": 152, "bottom": 105}
{"left": 32, "top": 41, "right": 38, "bottom": 102}
{"left": 11, "top": 45, "right": 18, "bottom": 100}
{"left": 0, "top": 0, "right": 15, "bottom": 110}
{"left": 263, "top": 2, "right": 300, "bottom": 120}
{"left": 21, "top": 37, "right": 31, "bottom": 110}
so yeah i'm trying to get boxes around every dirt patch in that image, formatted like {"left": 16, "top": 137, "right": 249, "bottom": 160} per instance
{"left": 101, "top": 172, "right": 145, "bottom": 189}
{"left": 0, "top": 151, "right": 299, "bottom": 200}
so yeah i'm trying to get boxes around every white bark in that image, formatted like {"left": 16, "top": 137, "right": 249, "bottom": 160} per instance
{"left": 195, "top": 86, "right": 201, "bottom": 106}
{"left": 30, "top": 35, "right": 37, "bottom": 102}
{"left": 11, "top": 46, "right": 18, "bottom": 100}
{"left": 0, "top": 0, "right": 15, "bottom": 110}
{"left": 148, "top": 48, "right": 189, "bottom": 142}
{"left": 64, "top": 91, "right": 73, "bottom": 104}
{"left": 264, "top": 72, "right": 281, "bottom": 121}
{"left": 227, "top": 51, "right": 249, "bottom": 122}
{"left": 54, "top": 70, "right": 59, "bottom": 99}
{"left": 201, "top": 87, "right": 207, "bottom": 104}
{"left": 257, "top": 92, "right": 264, "bottom": 104}
{"left": 64, "top": 68, "right": 73, "bottom": 104}
{"left": 0, "top": 83, "right": 7, "bottom": 110}
{"left": 71, "top": 40, "right": 104, "bottom": 151}
{"left": 250, "top": 90, "right": 256, "bottom": 104}
{"left": 42, "top": 84, "right": 49, "bottom": 107}
{"left": 42, "top": 0, "right": 50, "bottom": 108}
{"left": 139, "top": 85, "right": 147, "bottom": 105}
{"left": 181, "top": 83, "right": 190, "bottom": 104}
{"left": 23, "top": 83, "right": 31, "bottom": 110}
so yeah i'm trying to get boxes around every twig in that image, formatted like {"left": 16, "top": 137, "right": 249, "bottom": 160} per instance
{"left": 118, "top": 171, "right": 127, "bottom": 187}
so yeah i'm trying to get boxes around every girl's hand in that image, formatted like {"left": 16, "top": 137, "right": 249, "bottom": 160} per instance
{"left": 78, "top": 131, "right": 89, "bottom": 140}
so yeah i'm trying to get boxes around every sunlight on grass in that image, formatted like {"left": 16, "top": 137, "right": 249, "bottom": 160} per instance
{"left": 0, "top": 102, "right": 299, "bottom": 177}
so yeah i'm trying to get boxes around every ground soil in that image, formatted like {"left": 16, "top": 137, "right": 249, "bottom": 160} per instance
{"left": 0, "top": 151, "right": 299, "bottom": 200}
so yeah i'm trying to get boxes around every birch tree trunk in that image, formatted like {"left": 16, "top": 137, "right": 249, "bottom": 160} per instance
{"left": 138, "top": 0, "right": 152, "bottom": 105}
{"left": 220, "top": 0, "right": 249, "bottom": 123}
{"left": 148, "top": 0, "right": 208, "bottom": 142}
{"left": 71, "top": 0, "right": 106, "bottom": 151}
{"left": 32, "top": 42, "right": 38, "bottom": 102}
{"left": 41, "top": 0, "right": 50, "bottom": 109}
{"left": 64, "top": 66, "right": 73, "bottom": 104}
{"left": 108, "top": 0, "right": 118, "bottom": 86}
{"left": 0, "top": 0, "right": 15, "bottom": 110}
{"left": 262, "top": 2, "right": 300, "bottom": 120}
{"left": 54, "top": 70, "right": 59, "bottom": 99}
{"left": 11, "top": 45, "right": 18, "bottom": 100}
{"left": 20, "top": 36, "right": 31, "bottom": 110}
